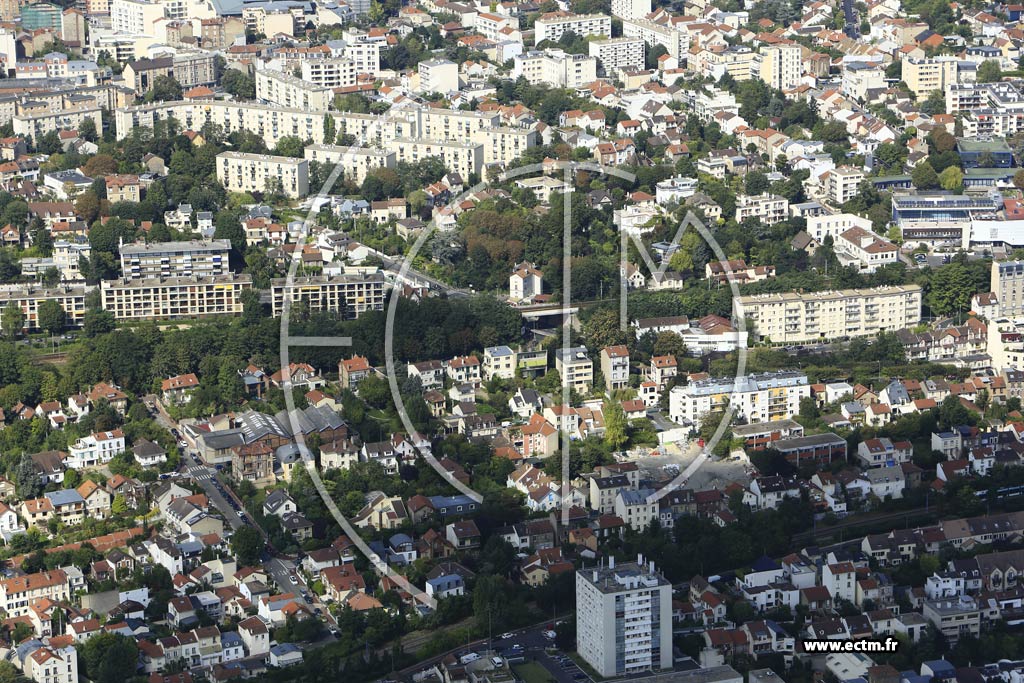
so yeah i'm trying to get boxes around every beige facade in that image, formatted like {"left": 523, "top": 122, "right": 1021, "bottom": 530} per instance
{"left": 512, "top": 49, "right": 597, "bottom": 89}
{"left": 269, "top": 273, "right": 386, "bottom": 319}
{"left": 0, "top": 283, "right": 88, "bottom": 332}
{"left": 736, "top": 285, "right": 923, "bottom": 343}
{"left": 119, "top": 239, "right": 231, "bottom": 280}
{"left": 903, "top": 58, "right": 958, "bottom": 99}
{"left": 255, "top": 68, "right": 332, "bottom": 112}
{"left": 759, "top": 44, "right": 802, "bottom": 90}
{"left": 217, "top": 151, "right": 310, "bottom": 199}
{"left": 100, "top": 274, "right": 253, "bottom": 321}
{"left": 387, "top": 137, "right": 483, "bottom": 179}
{"left": 303, "top": 144, "right": 394, "bottom": 185}
{"left": 301, "top": 57, "right": 357, "bottom": 89}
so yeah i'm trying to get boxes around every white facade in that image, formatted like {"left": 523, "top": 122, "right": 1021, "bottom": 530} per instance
{"left": 610, "top": 0, "right": 650, "bottom": 20}
{"left": 66, "top": 430, "right": 126, "bottom": 469}
{"left": 759, "top": 44, "right": 802, "bottom": 90}
{"left": 576, "top": 561, "right": 672, "bottom": 678}
{"left": 513, "top": 49, "right": 597, "bottom": 89}
{"left": 668, "top": 371, "right": 811, "bottom": 425}
{"left": 534, "top": 13, "right": 611, "bottom": 43}
{"left": 301, "top": 58, "right": 356, "bottom": 89}
{"left": 419, "top": 58, "right": 459, "bottom": 94}
{"left": 589, "top": 37, "right": 646, "bottom": 75}
{"left": 255, "top": 68, "right": 332, "bottom": 112}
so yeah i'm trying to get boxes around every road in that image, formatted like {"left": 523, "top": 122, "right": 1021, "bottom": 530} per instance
{"left": 147, "top": 396, "right": 334, "bottom": 627}
{"left": 842, "top": 0, "right": 858, "bottom": 37}
{"left": 373, "top": 251, "right": 470, "bottom": 299}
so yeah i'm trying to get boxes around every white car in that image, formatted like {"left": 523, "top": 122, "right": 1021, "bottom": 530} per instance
{"left": 543, "top": 630, "right": 557, "bottom": 640}
{"left": 500, "top": 632, "right": 514, "bottom": 639}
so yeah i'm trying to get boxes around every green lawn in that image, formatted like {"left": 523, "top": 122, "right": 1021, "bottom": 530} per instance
{"left": 513, "top": 662, "right": 556, "bottom": 683}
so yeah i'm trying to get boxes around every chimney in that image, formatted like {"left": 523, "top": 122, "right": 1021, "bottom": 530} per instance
{"left": 609, "top": 556, "right": 615, "bottom": 569}
{"left": 637, "top": 553, "right": 643, "bottom": 566}
{"left": 592, "top": 571, "right": 597, "bottom": 582}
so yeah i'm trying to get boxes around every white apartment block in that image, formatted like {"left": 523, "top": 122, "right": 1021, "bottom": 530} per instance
{"left": 217, "top": 151, "right": 310, "bottom": 199}
{"left": 301, "top": 57, "right": 356, "bottom": 89}
{"left": 100, "top": 274, "right": 253, "bottom": 321}
{"left": 534, "top": 13, "right": 612, "bottom": 44}
{"left": 67, "top": 429, "right": 126, "bottom": 469}
{"left": 735, "top": 193, "right": 789, "bottom": 225}
{"left": 992, "top": 260, "right": 1024, "bottom": 318}
{"left": 611, "top": 0, "right": 651, "bottom": 20}
{"left": 0, "top": 284, "right": 88, "bottom": 333}
{"left": 555, "top": 346, "right": 594, "bottom": 391}
{"left": 419, "top": 58, "right": 459, "bottom": 94}
{"left": 576, "top": 561, "right": 672, "bottom": 678}
{"left": 387, "top": 137, "right": 483, "bottom": 179}
{"left": 110, "top": 0, "right": 162, "bottom": 34}
{"left": 835, "top": 227, "right": 899, "bottom": 273}
{"left": 589, "top": 37, "right": 645, "bottom": 76}
{"left": 825, "top": 166, "right": 865, "bottom": 205}
{"left": 269, "top": 273, "right": 386, "bottom": 320}
{"left": 736, "top": 285, "right": 923, "bottom": 343}
{"left": 759, "top": 44, "right": 802, "bottom": 90}
{"left": 120, "top": 239, "right": 230, "bottom": 280}
{"left": 53, "top": 240, "right": 90, "bottom": 281}
{"left": 512, "top": 49, "right": 597, "bottom": 89}
{"left": 668, "top": 371, "right": 810, "bottom": 425}
{"left": 475, "top": 12, "right": 512, "bottom": 41}
{"left": 255, "top": 68, "right": 332, "bottom": 112}
{"left": 303, "top": 144, "right": 395, "bottom": 185}
{"left": 26, "top": 645, "right": 78, "bottom": 683}
{"left": 622, "top": 17, "right": 682, "bottom": 57}
{"left": 806, "top": 213, "right": 873, "bottom": 242}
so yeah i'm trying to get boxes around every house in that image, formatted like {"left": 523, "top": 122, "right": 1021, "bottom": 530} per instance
{"left": 77, "top": 480, "right": 111, "bottom": 518}
{"left": 133, "top": 438, "right": 167, "bottom": 467}
{"left": 445, "top": 520, "right": 481, "bottom": 551}
{"left": 162, "top": 374, "right": 199, "bottom": 404}
{"left": 339, "top": 356, "right": 372, "bottom": 391}
{"left": 263, "top": 489, "right": 297, "bottom": 518}
{"left": 66, "top": 429, "right": 126, "bottom": 469}
{"left": 509, "top": 262, "right": 543, "bottom": 302}
{"left": 270, "top": 363, "right": 325, "bottom": 390}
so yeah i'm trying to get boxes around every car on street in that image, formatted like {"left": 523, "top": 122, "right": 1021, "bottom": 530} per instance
{"left": 543, "top": 630, "right": 557, "bottom": 639}
{"left": 500, "top": 632, "right": 514, "bottom": 639}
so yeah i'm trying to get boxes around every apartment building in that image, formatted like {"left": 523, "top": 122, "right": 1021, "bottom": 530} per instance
{"left": 701, "top": 46, "right": 758, "bottom": 82}
{"left": 13, "top": 106, "right": 103, "bottom": 145}
{"left": 512, "top": 49, "right": 597, "bottom": 89}
{"left": 991, "top": 260, "right": 1024, "bottom": 317}
{"left": 100, "top": 274, "right": 253, "bottom": 321}
{"left": 825, "top": 166, "right": 865, "bottom": 205}
{"left": 600, "top": 345, "right": 630, "bottom": 393}
{"left": 122, "top": 53, "right": 217, "bottom": 95}
{"left": 555, "top": 346, "right": 594, "bottom": 391}
{"left": 301, "top": 57, "right": 357, "bottom": 89}
{"left": 534, "top": 12, "right": 612, "bottom": 43}
{"left": 53, "top": 239, "right": 90, "bottom": 280}
{"left": 576, "top": 561, "right": 672, "bottom": 678}
{"left": 255, "top": 68, "right": 332, "bottom": 111}
{"left": 66, "top": 429, "right": 126, "bottom": 469}
{"left": 419, "top": 58, "right": 459, "bottom": 94}
{"left": 216, "top": 152, "right": 310, "bottom": 199}
{"left": 0, "top": 569, "right": 70, "bottom": 617}
{"left": 902, "top": 58, "right": 959, "bottom": 99}
{"left": 25, "top": 644, "right": 78, "bottom": 683}
{"left": 0, "top": 283, "right": 88, "bottom": 332}
{"left": 105, "top": 174, "right": 141, "bottom": 203}
{"left": 110, "top": 0, "right": 162, "bottom": 34}
{"left": 589, "top": 37, "right": 645, "bottom": 75}
{"left": 269, "top": 273, "right": 386, "bottom": 319}
{"left": 387, "top": 137, "right": 483, "bottom": 179}
{"left": 622, "top": 17, "right": 682, "bottom": 57}
{"left": 610, "top": 0, "right": 650, "bottom": 20}
{"left": 668, "top": 371, "right": 811, "bottom": 425}
{"left": 736, "top": 285, "right": 923, "bottom": 343}
{"left": 303, "top": 144, "right": 395, "bottom": 186}
{"left": 470, "top": 126, "right": 537, "bottom": 166}
{"left": 806, "top": 213, "right": 873, "bottom": 242}
{"left": 835, "top": 227, "right": 899, "bottom": 273}
{"left": 483, "top": 346, "right": 516, "bottom": 380}
{"left": 735, "top": 193, "right": 789, "bottom": 224}
{"left": 475, "top": 12, "right": 512, "bottom": 41}
{"left": 119, "top": 239, "right": 230, "bottom": 280}
{"left": 759, "top": 44, "right": 802, "bottom": 90}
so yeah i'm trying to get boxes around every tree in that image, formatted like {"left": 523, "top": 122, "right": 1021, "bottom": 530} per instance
{"left": 1014, "top": 169, "right": 1024, "bottom": 190}
{"left": 744, "top": 170, "right": 769, "bottom": 196}
{"left": 213, "top": 209, "right": 246, "bottom": 253}
{"left": 15, "top": 452, "right": 40, "bottom": 498}
{"left": 652, "top": 331, "right": 687, "bottom": 359}
{"left": 79, "top": 117, "right": 98, "bottom": 142}
{"left": 222, "top": 70, "right": 255, "bottom": 99}
{"left": 145, "top": 75, "right": 183, "bottom": 102}
{"left": 978, "top": 60, "right": 1002, "bottom": 83}
{"left": 231, "top": 526, "right": 263, "bottom": 566}
{"left": 1, "top": 302, "right": 24, "bottom": 338}
{"left": 938, "top": 165, "right": 963, "bottom": 192}
{"left": 273, "top": 136, "right": 306, "bottom": 158}
{"left": 603, "top": 400, "right": 628, "bottom": 450}
{"left": 112, "top": 493, "right": 128, "bottom": 514}
{"left": 80, "top": 633, "right": 139, "bottom": 683}
{"left": 37, "top": 300, "right": 65, "bottom": 335}
{"left": 911, "top": 162, "right": 939, "bottom": 190}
